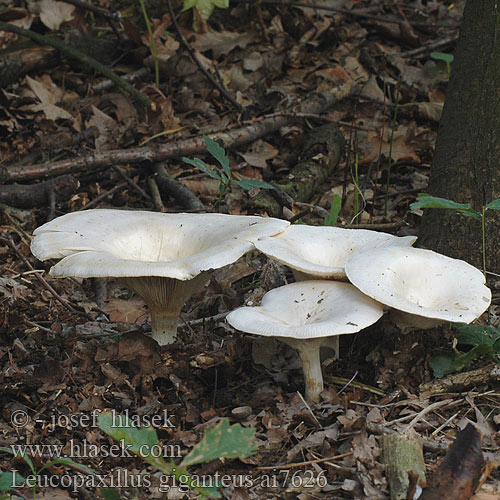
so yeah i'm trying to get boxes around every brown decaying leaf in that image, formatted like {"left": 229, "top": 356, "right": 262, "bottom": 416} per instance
{"left": 420, "top": 424, "right": 485, "bottom": 500}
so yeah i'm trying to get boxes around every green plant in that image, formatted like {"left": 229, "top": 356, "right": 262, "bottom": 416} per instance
{"left": 430, "top": 51, "right": 454, "bottom": 78}
{"left": 324, "top": 193, "right": 342, "bottom": 226}
{"left": 0, "top": 447, "right": 92, "bottom": 500}
{"left": 429, "top": 323, "right": 500, "bottom": 377}
{"left": 182, "top": 0, "right": 229, "bottom": 22}
{"left": 410, "top": 193, "right": 500, "bottom": 276}
{"left": 183, "top": 136, "right": 274, "bottom": 208}
{"left": 384, "top": 80, "right": 401, "bottom": 216}
{"left": 98, "top": 413, "right": 256, "bottom": 498}
{"left": 139, "top": 0, "right": 160, "bottom": 88}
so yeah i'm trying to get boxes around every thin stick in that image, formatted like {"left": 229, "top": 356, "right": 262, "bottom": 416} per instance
{"left": 112, "top": 166, "right": 152, "bottom": 202}
{"left": 324, "top": 375, "right": 386, "bottom": 396}
{"left": 147, "top": 176, "right": 166, "bottom": 211}
{"left": 166, "top": 0, "right": 242, "bottom": 112}
{"left": 81, "top": 182, "right": 126, "bottom": 209}
{"left": 256, "top": 452, "right": 352, "bottom": 471}
{"left": 0, "top": 236, "right": 78, "bottom": 314}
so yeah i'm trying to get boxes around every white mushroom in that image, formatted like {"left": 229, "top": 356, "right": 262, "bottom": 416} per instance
{"left": 345, "top": 246, "right": 491, "bottom": 332}
{"left": 226, "top": 281, "right": 383, "bottom": 403}
{"left": 31, "top": 209, "right": 289, "bottom": 345}
{"left": 255, "top": 225, "right": 416, "bottom": 281}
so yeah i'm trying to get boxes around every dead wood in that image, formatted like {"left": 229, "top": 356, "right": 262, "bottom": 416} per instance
{"left": 382, "top": 431, "right": 426, "bottom": 500}
{"left": 419, "top": 364, "right": 500, "bottom": 395}
{"left": 0, "top": 174, "right": 79, "bottom": 209}
{"left": 154, "top": 164, "right": 205, "bottom": 212}
{"left": 0, "top": 45, "right": 58, "bottom": 88}
{"left": 0, "top": 80, "right": 354, "bottom": 183}
{"left": 251, "top": 123, "right": 345, "bottom": 216}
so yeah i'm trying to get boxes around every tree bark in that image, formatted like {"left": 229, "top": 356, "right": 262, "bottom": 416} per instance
{"left": 418, "top": 0, "right": 500, "bottom": 273}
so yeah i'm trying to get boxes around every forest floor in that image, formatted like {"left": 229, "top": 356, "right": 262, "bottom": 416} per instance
{"left": 0, "top": 0, "right": 499, "bottom": 499}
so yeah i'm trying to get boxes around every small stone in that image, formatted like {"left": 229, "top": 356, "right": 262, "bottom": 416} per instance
{"left": 231, "top": 406, "right": 252, "bottom": 419}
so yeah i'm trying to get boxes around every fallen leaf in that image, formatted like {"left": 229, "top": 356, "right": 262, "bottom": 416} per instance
{"left": 192, "top": 30, "right": 253, "bottom": 58}
{"left": 26, "top": 75, "right": 73, "bottom": 121}
{"left": 38, "top": 0, "right": 75, "bottom": 30}
{"left": 420, "top": 424, "right": 484, "bottom": 500}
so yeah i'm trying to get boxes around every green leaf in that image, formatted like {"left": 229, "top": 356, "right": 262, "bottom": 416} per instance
{"left": 183, "top": 0, "right": 228, "bottom": 19}
{"left": 429, "top": 344, "right": 494, "bottom": 378}
{"left": 457, "top": 324, "right": 500, "bottom": 352}
{"left": 100, "top": 488, "right": 122, "bottom": 500}
{"left": 182, "top": 0, "right": 198, "bottom": 11}
{"left": 430, "top": 52, "right": 454, "bottom": 63}
{"left": 182, "top": 157, "right": 222, "bottom": 180}
{"left": 324, "top": 194, "right": 342, "bottom": 226}
{"left": 234, "top": 179, "right": 274, "bottom": 190}
{"left": 0, "top": 471, "right": 25, "bottom": 491}
{"left": 485, "top": 198, "right": 500, "bottom": 210}
{"left": 0, "top": 447, "right": 35, "bottom": 475}
{"left": 203, "top": 136, "right": 231, "bottom": 179}
{"left": 181, "top": 419, "right": 256, "bottom": 468}
{"left": 41, "top": 457, "right": 95, "bottom": 474}
{"left": 98, "top": 413, "right": 167, "bottom": 470}
{"left": 410, "top": 193, "right": 481, "bottom": 220}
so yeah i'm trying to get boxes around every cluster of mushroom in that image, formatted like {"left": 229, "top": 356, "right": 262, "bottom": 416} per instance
{"left": 31, "top": 210, "right": 491, "bottom": 403}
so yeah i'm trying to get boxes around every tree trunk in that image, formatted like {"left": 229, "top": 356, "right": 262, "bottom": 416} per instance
{"left": 418, "top": 0, "right": 500, "bottom": 274}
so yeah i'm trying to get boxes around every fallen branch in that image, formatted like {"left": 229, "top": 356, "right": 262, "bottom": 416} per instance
{"left": 0, "top": 21, "right": 154, "bottom": 110}
{"left": 1, "top": 80, "right": 354, "bottom": 183}
{"left": 0, "top": 175, "right": 79, "bottom": 208}
{"left": 154, "top": 164, "right": 205, "bottom": 211}
{"left": 252, "top": 123, "right": 345, "bottom": 216}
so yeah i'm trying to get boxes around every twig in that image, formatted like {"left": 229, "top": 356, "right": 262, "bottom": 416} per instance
{"left": 2, "top": 81, "right": 354, "bottom": 182}
{"left": 147, "top": 176, "right": 166, "bottom": 211}
{"left": 154, "top": 163, "right": 205, "bottom": 211}
{"left": 1, "top": 115, "right": 289, "bottom": 182}
{"left": 296, "top": 391, "right": 321, "bottom": 427}
{"left": 166, "top": 0, "right": 243, "bottom": 112}
{"left": 324, "top": 375, "right": 386, "bottom": 396}
{"left": 112, "top": 165, "right": 152, "bottom": 202}
{"left": 92, "top": 68, "right": 150, "bottom": 93}
{"left": 0, "top": 174, "right": 78, "bottom": 209}
{"left": 400, "top": 34, "right": 459, "bottom": 59}
{"left": 0, "top": 22, "right": 154, "bottom": 110}
{"left": 256, "top": 452, "right": 352, "bottom": 471}
{"left": 405, "top": 399, "right": 454, "bottom": 432}
{"left": 60, "top": 0, "right": 122, "bottom": 21}
{"left": 178, "top": 312, "right": 229, "bottom": 328}
{"left": 367, "top": 422, "right": 450, "bottom": 453}
{"left": 341, "top": 221, "right": 405, "bottom": 230}
{"left": 81, "top": 182, "right": 127, "bottom": 209}
{"left": 235, "top": 0, "right": 457, "bottom": 28}
{"left": 0, "top": 236, "right": 79, "bottom": 314}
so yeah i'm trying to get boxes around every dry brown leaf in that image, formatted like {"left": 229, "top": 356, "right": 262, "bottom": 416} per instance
{"left": 420, "top": 424, "right": 484, "bottom": 500}
{"left": 100, "top": 297, "right": 148, "bottom": 324}
{"left": 37, "top": 0, "right": 75, "bottom": 30}
{"left": 362, "top": 130, "right": 421, "bottom": 164}
{"left": 192, "top": 30, "right": 253, "bottom": 58}
{"left": 26, "top": 75, "right": 73, "bottom": 122}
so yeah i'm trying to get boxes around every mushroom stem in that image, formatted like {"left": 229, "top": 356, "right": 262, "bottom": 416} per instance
{"left": 122, "top": 273, "right": 209, "bottom": 345}
{"left": 283, "top": 338, "right": 325, "bottom": 404}
{"left": 149, "top": 308, "right": 180, "bottom": 345}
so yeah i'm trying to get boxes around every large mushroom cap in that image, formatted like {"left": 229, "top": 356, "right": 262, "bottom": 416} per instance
{"left": 254, "top": 225, "right": 416, "bottom": 280}
{"left": 31, "top": 209, "right": 289, "bottom": 280}
{"left": 226, "top": 280, "right": 384, "bottom": 338}
{"left": 345, "top": 246, "right": 491, "bottom": 325}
